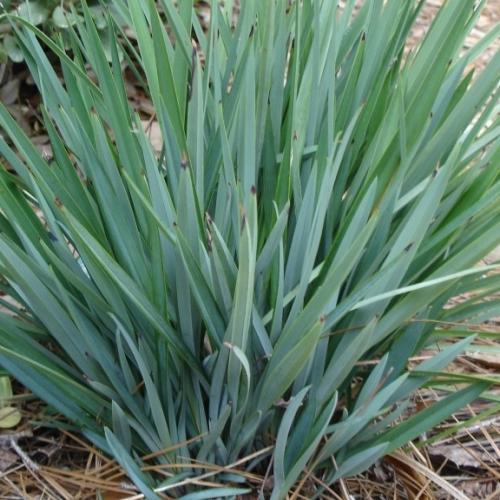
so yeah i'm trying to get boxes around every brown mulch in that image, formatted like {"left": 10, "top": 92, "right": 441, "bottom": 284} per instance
{"left": 409, "top": 0, "right": 499, "bottom": 72}
{"left": 1, "top": 377, "right": 498, "bottom": 499}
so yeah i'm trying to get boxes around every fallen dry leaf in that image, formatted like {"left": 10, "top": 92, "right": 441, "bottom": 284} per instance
{"left": 428, "top": 444, "right": 484, "bottom": 469}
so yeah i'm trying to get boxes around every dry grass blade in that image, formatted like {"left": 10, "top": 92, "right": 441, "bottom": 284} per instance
{"left": 388, "top": 451, "right": 469, "bottom": 500}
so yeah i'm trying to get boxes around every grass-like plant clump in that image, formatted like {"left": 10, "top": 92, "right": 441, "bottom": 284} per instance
{"left": 0, "top": 0, "right": 499, "bottom": 497}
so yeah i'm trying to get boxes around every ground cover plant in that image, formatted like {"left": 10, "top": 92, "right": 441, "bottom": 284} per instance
{"left": 0, "top": 1, "right": 113, "bottom": 62}
{"left": 0, "top": 0, "right": 499, "bottom": 497}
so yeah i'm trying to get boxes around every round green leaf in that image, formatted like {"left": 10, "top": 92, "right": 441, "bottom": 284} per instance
{"left": 2, "top": 34, "right": 24, "bottom": 63}
{"left": 52, "top": 6, "right": 73, "bottom": 29}
{"left": 0, "top": 406, "right": 22, "bottom": 429}
{"left": 15, "top": 2, "right": 49, "bottom": 26}
{"left": 89, "top": 6, "right": 108, "bottom": 30}
{"left": 0, "top": 377, "right": 21, "bottom": 429}
{"left": 100, "top": 28, "right": 124, "bottom": 63}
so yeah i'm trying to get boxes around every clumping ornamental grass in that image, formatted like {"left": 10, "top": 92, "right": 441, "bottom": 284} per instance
{"left": 0, "top": 0, "right": 499, "bottom": 497}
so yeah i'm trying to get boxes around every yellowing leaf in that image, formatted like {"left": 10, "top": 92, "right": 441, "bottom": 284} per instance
{"left": 0, "top": 406, "right": 21, "bottom": 429}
